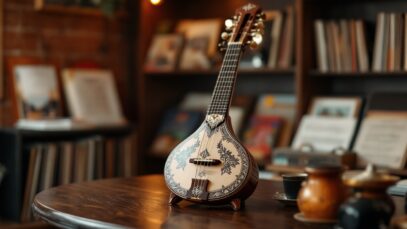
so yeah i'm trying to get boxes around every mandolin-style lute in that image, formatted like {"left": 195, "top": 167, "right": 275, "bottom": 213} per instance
{"left": 164, "top": 3, "right": 264, "bottom": 211}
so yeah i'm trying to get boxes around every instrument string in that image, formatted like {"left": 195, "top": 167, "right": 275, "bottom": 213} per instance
{"left": 196, "top": 43, "right": 235, "bottom": 193}
{"left": 201, "top": 43, "right": 242, "bottom": 193}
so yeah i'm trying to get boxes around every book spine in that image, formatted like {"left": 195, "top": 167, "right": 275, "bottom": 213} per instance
{"left": 60, "top": 142, "right": 73, "bottom": 185}
{"left": 268, "top": 12, "right": 283, "bottom": 69}
{"left": 373, "top": 13, "right": 385, "bottom": 72}
{"left": 356, "top": 20, "right": 369, "bottom": 72}
{"left": 326, "top": 22, "right": 336, "bottom": 72}
{"left": 339, "top": 20, "right": 352, "bottom": 72}
{"left": 404, "top": 13, "right": 407, "bottom": 71}
{"left": 350, "top": 20, "right": 358, "bottom": 72}
{"left": 382, "top": 13, "right": 390, "bottom": 71}
{"left": 389, "top": 13, "right": 396, "bottom": 71}
{"left": 315, "top": 20, "right": 328, "bottom": 72}
{"left": 394, "top": 13, "right": 403, "bottom": 71}
{"left": 332, "top": 21, "right": 342, "bottom": 72}
{"left": 21, "top": 146, "right": 43, "bottom": 222}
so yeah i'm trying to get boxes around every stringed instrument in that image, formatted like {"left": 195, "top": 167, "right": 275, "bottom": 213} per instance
{"left": 164, "top": 3, "right": 264, "bottom": 211}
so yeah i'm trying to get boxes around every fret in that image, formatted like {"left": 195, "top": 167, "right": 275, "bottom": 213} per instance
{"left": 207, "top": 43, "right": 243, "bottom": 116}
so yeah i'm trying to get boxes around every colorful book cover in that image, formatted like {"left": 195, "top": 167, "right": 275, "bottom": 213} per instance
{"left": 243, "top": 115, "right": 283, "bottom": 165}
{"left": 151, "top": 109, "right": 203, "bottom": 156}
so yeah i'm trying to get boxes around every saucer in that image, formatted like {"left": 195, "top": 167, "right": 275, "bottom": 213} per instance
{"left": 294, "top": 212, "right": 337, "bottom": 224}
{"left": 273, "top": 192, "right": 297, "bottom": 206}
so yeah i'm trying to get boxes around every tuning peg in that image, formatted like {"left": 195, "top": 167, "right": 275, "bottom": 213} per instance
{"left": 250, "top": 28, "right": 262, "bottom": 34}
{"left": 246, "top": 33, "right": 262, "bottom": 50}
{"left": 225, "top": 19, "right": 235, "bottom": 30}
{"left": 246, "top": 40, "right": 259, "bottom": 50}
{"left": 252, "top": 33, "right": 263, "bottom": 45}
{"left": 221, "top": 32, "right": 230, "bottom": 40}
{"left": 254, "top": 21, "right": 264, "bottom": 29}
{"left": 256, "top": 12, "right": 266, "bottom": 20}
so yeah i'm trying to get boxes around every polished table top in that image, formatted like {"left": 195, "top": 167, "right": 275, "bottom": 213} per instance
{"left": 33, "top": 175, "right": 405, "bottom": 228}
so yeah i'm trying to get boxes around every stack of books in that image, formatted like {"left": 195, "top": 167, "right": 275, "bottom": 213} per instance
{"left": 314, "top": 19, "right": 369, "bottom": 73}
{"left": 372, "top": 12, "right": 405, "bottom": 72}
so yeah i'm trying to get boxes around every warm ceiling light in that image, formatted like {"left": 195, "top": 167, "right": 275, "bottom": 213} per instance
{"left": 150, "top": 0, "right": 162, "bottom": 6}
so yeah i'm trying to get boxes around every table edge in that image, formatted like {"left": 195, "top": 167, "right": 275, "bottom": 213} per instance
{"left": 32, "top": 199, "right": 130, "bottom": 229}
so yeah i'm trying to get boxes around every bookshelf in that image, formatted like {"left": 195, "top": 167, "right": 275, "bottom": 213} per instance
{"left": 135, "top": 0, "right": 407, "bottom": 173}
{"left": 0, "top": 125, "right": 134, "bottom": 222}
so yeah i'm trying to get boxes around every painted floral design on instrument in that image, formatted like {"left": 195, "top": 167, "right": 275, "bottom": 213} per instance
{"left": 174, "top": 136, "right": 200, "bottom": 170}
{"left": 218, "top": 141, "right": 239, "bottom": 175}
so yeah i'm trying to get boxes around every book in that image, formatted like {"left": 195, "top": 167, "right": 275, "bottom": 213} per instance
{"left": 326, "top": 21, "right": 336, "bottom": 72}
{"left": 144, "top": 34, "right": 183, "bottom": 72}
{"left": 74, "top": 141, "right": 88, "bottom": 182}
{"left": 105, "top": 139, "right": 116, "bottom": 178}
{"left": 151, "top": 108, "right": 203, "bottom": 156}
{"left": 373, "top": 13, "right": 386, "bottom": 72}
{"left": 62, "top": 68, "right": 126, "bottom": 125}
{"left": 243, "top": 115, "right": 283, "bottom": 165}
{"left": 87, "top": 139, "right": 96, "bottom": 180}
{"left": 13, "top": 65, "right": 62, "bottom": 120}
{"left": 255, "top": 94, "right": 296, "bottom": 147}
{"left": 340, "top": 20, "right": 352, "bottom": 72}
{"left": 350, "top": 20, "right": 358, "bottom": 72}
{"left": 355, "top": 20, "right": 369, "bottom": 72}
{"left": 278, "top": 6, "right": 295, "bottom": 69}
{"left": 268, "top": 11, "right": 283, "bottom": 69}
{"left": 404, "top": 13, "right": 407, "bottom": 71}
{"left": 59, "top": 142, "right": 73, "bottom": 185}
{"left": 394, "top": 13, "right": 402, "bottom": 71}
{"left": 314, "top": 20, "right": 328, "bottom": 72}
{"left": 332, "top": 21, "right": 342, "bottom": 72}
{"left": 39, "top": 144, "right": 57, "bottom": 191}
{"left": 20, "top": 146, "right": 42, "bottom": 222}
{"left": 382, "top": 14, "right": 390, "bottom": 71}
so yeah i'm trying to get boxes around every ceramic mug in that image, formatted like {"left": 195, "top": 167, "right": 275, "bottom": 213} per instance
{"left": 282, "top": 173, "right": 308, "bottom": 200}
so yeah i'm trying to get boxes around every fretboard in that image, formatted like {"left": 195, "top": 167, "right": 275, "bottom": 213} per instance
{"left": 207, "top": 42, "right": 243, "bottom": 116}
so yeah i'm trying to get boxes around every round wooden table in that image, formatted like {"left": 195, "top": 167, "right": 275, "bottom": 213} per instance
{"left": 33, "top": 175, "right": 404, "bottom": 228}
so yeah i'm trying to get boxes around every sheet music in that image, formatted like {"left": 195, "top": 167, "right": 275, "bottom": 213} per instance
{"left": 354, "top": 117, "right": 407, "bottom": 169}
{"left": 292, "top": 115, "right": 357, "bottom": 153}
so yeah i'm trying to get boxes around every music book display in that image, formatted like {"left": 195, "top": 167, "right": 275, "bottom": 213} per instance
{"left": 176, "top": 19, "right": 221, "bottom": 70}
{"left": 354, "top": 114, "right": 407, "bottom": 169}
{"left": 144, "top": 34, "right": 184, "bottom": 71}
{"left": 292, "top": 96, "right": 360, "bottom": 152}
{"left": 62, "top": 68, "right": 126, "bottom": 125}
{"left": 13, "top": 65, "right": 62, "bottom": 120}
{"left": 292, "top": 115, "right": 357, "bottom": 152}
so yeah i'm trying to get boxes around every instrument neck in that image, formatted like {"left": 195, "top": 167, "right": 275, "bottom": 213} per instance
{"left": 207, "top": 42, "right": 243, "bottom": 116}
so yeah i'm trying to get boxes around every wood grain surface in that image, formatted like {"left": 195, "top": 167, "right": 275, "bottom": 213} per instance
{"left": 33, "top": 175, "right": 405, "bottom": 229}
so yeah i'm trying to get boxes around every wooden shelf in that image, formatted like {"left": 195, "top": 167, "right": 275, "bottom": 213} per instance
{"left": 310, "top": 70, "right": 407, "bottom": 78}
{"left": 34, "top": 0, "right": 127, "bottom": 17}
{"left": 144, "top": 68, "right": 295, "bottom": 78}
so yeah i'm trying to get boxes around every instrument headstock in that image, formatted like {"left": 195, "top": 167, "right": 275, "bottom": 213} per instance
{"left": 219, "top": 3, "right": 265, "bottom": 51}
